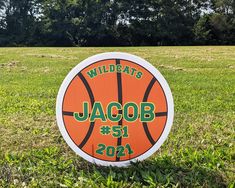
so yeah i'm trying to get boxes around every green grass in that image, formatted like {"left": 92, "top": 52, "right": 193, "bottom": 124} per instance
{"left": 0, "top": 47, "right": 234, "bottom": 187}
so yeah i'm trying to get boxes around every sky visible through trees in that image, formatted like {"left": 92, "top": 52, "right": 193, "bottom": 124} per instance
{"left": 0, "top": 0, "right": 234, "bottom": 46}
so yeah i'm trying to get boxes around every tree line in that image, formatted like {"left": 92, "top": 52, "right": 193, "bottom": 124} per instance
{"left": 0, "top": 0, "right": 234, "bottom": 47}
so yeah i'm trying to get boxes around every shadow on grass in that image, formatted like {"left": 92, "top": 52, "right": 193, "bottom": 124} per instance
{"left": 76, "top": 156, "right": 227, "bottom": 187}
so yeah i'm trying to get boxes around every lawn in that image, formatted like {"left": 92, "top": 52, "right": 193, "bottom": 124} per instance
{"left": 0, "top": 47, "right": 234, "bottom": 187}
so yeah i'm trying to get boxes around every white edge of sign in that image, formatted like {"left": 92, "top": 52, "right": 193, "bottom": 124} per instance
{"left": 56, "top": 52, "right": 174, "bottom": 167}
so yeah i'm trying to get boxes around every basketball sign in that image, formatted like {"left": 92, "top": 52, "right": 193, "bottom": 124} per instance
{"left": 56, "top": 52, "right": 174, "bottom": 167}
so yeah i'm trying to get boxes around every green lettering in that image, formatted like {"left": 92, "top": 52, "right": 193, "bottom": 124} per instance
{"left": 107, "top": 102, "right": 122, "bottom": 122}
{"left": 123, "top": 102, "right": 138, "bottom": 122}
{"left": 123, "top": 66, "right": 130, "bottom": 74}
{"left": 116, "top": 64, "right": 122, "bottom": 73}
{"left": 140, "top": 103, "right": 155, "bottom": 122}
{"left": 98, "top": 66, "right": 103, "bottom": 74}
{"left": 103, "top": 65, "right": 108, "bottom": 73}
{"left": 136, "top": 71, "right": 143, "bottom": 79}
{"left": 74, "top": 102, "right": 89, "bottom": 122}
{"left": 109, "top": 64, "right": 115, "bottom": 72}
{"left": 90, "top": 102, "right": 106, "bottom": 122}
{"left": 87, "top": 69, "right": 97, "bottom": 78}
{"left": 131, "top": 68, "right": 137, "bottom": 76}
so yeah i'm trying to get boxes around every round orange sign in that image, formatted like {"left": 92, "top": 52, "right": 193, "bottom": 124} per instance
{"left": 56, "top": 52, "right": 174, "bottom": 166}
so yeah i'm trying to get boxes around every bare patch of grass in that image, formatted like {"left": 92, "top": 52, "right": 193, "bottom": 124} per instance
{"left": 0, "top": 115, "right": 63, "bottom": 153}
{"left": 159, "top": 64, "right": 185, "bottom": 71}
{"left": 0, "top": 61, "right": 20, "bottom": 68}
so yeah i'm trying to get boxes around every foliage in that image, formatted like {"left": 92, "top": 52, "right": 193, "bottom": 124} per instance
{"left": 194, "top": 0, "right": 235, "bottom": 45}
{"left": 0, "top": 0, "right": 234, "bottom": 46}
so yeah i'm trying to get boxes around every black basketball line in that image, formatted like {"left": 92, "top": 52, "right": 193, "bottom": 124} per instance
{"left": 63, "top": 111, "right": 74, "bottom": 116}
{"left": 78, "top": 73, "right": 95, "bottom": 105}
{"left": 116, "top": 59, "right": 123, "bottom": 161}
{"left": 77, "top": 73, "right": 96, "bottom": 149}
{"left": 155, "top": 112, "right": 168, "bottom": 117}
{"left": 62, "top": 111, "right": 168, "bottom": 118}
{"left": 78, "top": 122, "right": 95, "bottom": 148}
{"left": 143, "top": 78, "right": 156, "bottom": 101}
{"left": 143, "top": 77, "right": 157, "bottom": 145}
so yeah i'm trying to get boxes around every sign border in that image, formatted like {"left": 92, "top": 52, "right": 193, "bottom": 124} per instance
{"left": 56, "top": 52, "right": 174, "bottom": 167}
